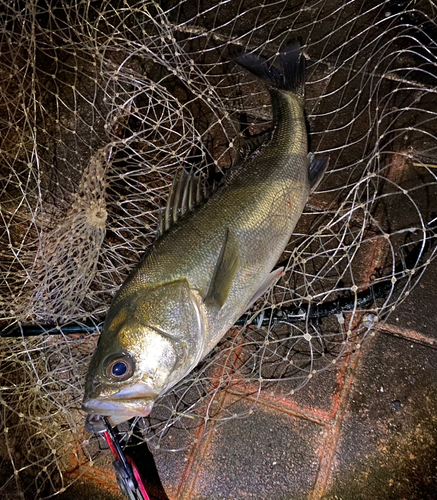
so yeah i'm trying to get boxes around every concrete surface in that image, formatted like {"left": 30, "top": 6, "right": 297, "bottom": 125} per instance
{"left": 3, "top": 1, "right": 437, "bottom": 499}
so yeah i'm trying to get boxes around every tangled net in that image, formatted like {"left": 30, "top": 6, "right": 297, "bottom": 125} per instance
{"left": 1, "top": 0, "right": 436, "bottom": 497}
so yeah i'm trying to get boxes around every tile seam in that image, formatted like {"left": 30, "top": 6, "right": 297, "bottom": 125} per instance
{"left": 309, "top": 347, "right": 361, "bottom": 500}
{"left": 376, "top": 323, "right": 437, "bottom": 347}
{"left": 225, "top": 387, "right": 331, "bottom": 426}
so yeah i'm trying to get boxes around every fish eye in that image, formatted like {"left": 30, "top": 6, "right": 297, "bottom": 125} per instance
{"left": 104, "top": 354, "right": 134, "bottom": 381}
{"left": 112, "top": 361, "right": 127, "bottom": 377}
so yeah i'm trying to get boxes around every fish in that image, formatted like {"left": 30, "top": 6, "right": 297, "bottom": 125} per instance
{"left": 82, "top": 43, "right": 329, "bottom": 425}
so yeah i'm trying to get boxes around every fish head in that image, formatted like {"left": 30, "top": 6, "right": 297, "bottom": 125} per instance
{"left": 83, "top": 280, "right": 205, "bottom": 425}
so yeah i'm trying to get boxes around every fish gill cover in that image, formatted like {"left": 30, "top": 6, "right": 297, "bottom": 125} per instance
{"left": 0, "top": 0, "right": 436, "bottom": 498}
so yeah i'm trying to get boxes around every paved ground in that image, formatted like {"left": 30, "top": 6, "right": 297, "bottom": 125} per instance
{"left": 61, "top": 285, "right": 437, "bottom": 500}
{"left": 57, "top": 145, "right": 437, "bottom": 500}
{"left": 10, "top": 3, "right": 437, "bottom": 498}
{"left": 57, "top": 39, "right": 437, "bottom": 500}
{"left": 65, "top": 295, "right": 437, "bottom": 500}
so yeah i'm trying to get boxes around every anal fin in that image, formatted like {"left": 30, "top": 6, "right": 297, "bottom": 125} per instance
{"left": 308, "top": 153, "right": 329, "bottom": 193}
{"left": 244, "top": 267, "right": 284, "bottom": 312}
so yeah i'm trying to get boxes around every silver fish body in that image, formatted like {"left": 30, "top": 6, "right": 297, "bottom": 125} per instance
{"left": 83, "top": 44, "right": 328, "bottom": 425}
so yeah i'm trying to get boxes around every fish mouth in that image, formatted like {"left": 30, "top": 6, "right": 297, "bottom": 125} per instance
{"left": 82, "top": 382, "right": 158, "bottom": 426}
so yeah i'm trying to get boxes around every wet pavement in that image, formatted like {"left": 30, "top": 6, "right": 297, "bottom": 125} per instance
{"left": 60, "top": 291, "right": 437, "bottom": 500}
{"left": 7, "top": 2, "right": 437, "bottom": 499}
{"left": 59, "top": 150, "right": 437, "bottom": 500}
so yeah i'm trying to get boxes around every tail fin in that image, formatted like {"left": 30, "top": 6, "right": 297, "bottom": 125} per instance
{"left": 236, "top": 43, "right": 305, "bottom": 98}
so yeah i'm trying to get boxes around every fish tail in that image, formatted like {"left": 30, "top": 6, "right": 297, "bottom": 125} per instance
{"left": 236, "top": 43, "right": 305, "bottom": 100}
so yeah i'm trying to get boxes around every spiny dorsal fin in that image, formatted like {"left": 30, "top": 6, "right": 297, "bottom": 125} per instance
{"left": 158, "top": 169, "right": 209, "bottom": 237}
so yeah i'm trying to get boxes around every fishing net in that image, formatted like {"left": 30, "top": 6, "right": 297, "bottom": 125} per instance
{"left": 1, "top": 0, "right": 436, "bottom": 497}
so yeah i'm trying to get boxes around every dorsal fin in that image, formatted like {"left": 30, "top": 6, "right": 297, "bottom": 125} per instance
{"left": 158, "top": 169, "right": 209, "bottom": 236}
{"left": 232, "top": 130, "right": 271, "bottom": 167}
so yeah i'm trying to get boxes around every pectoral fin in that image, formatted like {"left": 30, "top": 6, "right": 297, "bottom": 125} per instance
{"left": 204, "top": 228, "right": 240, "bottom": 309}
{"left": 245, "top": 267, "right": 284, "bottom": 312}
{"left": 308, "top": 153, "right": 329, "bottom": 193}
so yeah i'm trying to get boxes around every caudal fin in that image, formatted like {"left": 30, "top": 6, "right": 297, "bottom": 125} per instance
{"left": 235, "top": 43, "right": 305, "bottom": 98}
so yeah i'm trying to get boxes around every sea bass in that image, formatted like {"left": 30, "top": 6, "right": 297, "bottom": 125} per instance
{"left": 83, "top": 44, "right": 328, "bottom": 425}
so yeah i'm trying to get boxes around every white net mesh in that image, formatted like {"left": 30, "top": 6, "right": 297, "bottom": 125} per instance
{"left": 1, "top": 0, "right": 436, "bottom": 497}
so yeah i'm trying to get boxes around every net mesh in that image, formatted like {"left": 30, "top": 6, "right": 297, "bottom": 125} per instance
{"left": 1, "top": 0, "right": 436, "bottom": 497}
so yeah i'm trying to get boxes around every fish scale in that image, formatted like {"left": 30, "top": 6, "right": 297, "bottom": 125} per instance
{"left": 83, "top": 43, "right": 329, "bottom": 426}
